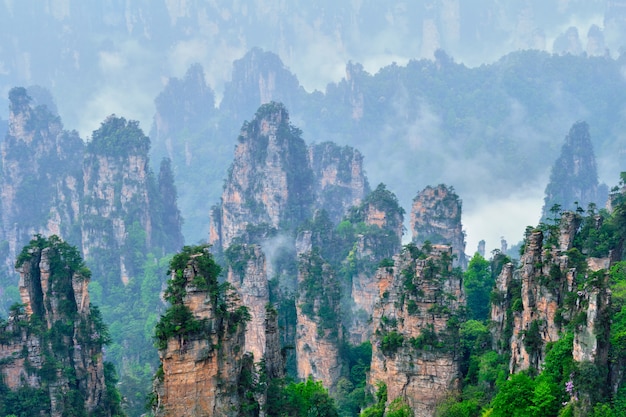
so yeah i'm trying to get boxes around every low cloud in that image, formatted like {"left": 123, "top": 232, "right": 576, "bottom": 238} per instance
{"left": 463, "top": 183, "right": 545, "bottom": 256}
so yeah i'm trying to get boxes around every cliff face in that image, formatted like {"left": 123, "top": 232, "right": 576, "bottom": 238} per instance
{"left": 81, "top": 115, "right": 183, "bottom": 288}
{"left": 295, "top": 249, "right": 343, "bottom": 388}
{"left": 81, "top": 116, "right": 153, "bottom": 283}
{"left": 0, "top": 87, "right": 84, "bottom": 273}
{"left": 541, "top": 121, "right": 607, "bottom": 221}
{"left": 210, "top": 102, "right": 313, "bottom": 249}
{"left": 226, "top": 243, "right": 285, "bottom": 372}
{"left": 347, "top": 184, "right": 404, "bottom": 344}
{"left": 153, "top": 246, "right": 252, "bottom": 417}
{"left": 369, "top": 244, "right": 465, "bottom": 417}
{"left": 411, "top": 185, "right": 466, "bottom": 268}
{"left": 0, "top": 236, "right": 120, "bottom": 416}
{"left": 210, "top": 102, "right": 371, "bottom": 251}
{"left": 309, "top": 142, "right": 369, "bottom": 224}
{"left": 490, "top": 212, "right": 611, "bottom": 373}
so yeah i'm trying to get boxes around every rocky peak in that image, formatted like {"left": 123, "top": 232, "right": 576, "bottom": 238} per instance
{"left": 210, "top": 102, "right": 314, "bottom": 249}
{"left": 1, "top": 87, "right": 84, "bottom": 283}
{"left": 152, "top": 245, "right": 258, "bottom": 417}
{"left": 0, "top": 235, "right": 122, "bottom": 416}
{"left": 151, "top": 63, "right": 216, "bottom": 156}
{"left": 343, "top": 184, "right": 405, "bottom": 344}
{"left": 81, "top": 115, "right": 159, "bottom": 284}
{"left": 411, "top": 184, "right": 466, "bottom": 268}
{"left": 309, "top": 142, "right": 370, "bottom": 224}
{"left": 220, "top": 49, "right": 303, "bottom": 126}
{"left": 369, "top": 243, "right": 465, "bottom": 416}
{"left": 360, "top": 183, "right": 405, "bottom": 243}
{"left": 541, "top": 121, "right": 607, "bottom": 221}
{"left": 490, "top": 211, "right": 611, "bottom": 375}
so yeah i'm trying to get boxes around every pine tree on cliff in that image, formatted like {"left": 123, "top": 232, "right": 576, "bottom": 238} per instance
{"left": 541, "top": 121, "right": 608, "bottom": 222}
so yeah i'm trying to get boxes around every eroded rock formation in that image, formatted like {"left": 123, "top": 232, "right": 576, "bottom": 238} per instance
{"left": 0, "top": 236, "right": 120, "bottom": 416}
{"left": 490, "top": 212, "right": 611, "bottom": 374}
{"left": 411, "top": 185, "right": 466, "bottom": 268}
{"left": 295, "top": 250, "right": 343, "bottom": 388}
{"left": 153, "top": 246, "right": 253, "bottom": 417}
{"left": 309, "top": 141, "right": 369, "bottom": 224}
{"left": 369, "top": 244, "right": 465, "bottom": 417}
{"left": 0, "top": 87, "right": 84, "bottom": 274}
{"left": 209, "top": 102, "right": 313, "bottom": 249}
{"left": 541, "top": 121, "right": 607, "bottom": 221}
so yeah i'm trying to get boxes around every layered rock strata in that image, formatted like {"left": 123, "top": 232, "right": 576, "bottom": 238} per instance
{"left": 153, "top": 247, "right": 250, "bottom": 417}
{"left": 490, "top": 212, "right": 611, "bottom": 373}
{"left": 411, "top": 185, "right": 466, "bottom": 268}
{"left": 0, "top": 236, "right": 116, "bottom": 416}
{"left": 369, "top": 244, "right": 465, "bottom": 417}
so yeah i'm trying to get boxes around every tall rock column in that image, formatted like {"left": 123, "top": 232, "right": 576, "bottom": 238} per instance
{"left": 0, "top": 235, "right": 121, "bottom": 416}
{"left": 347, "top": 184, "right": 404, "bottom": 344}
{"left": 309, "top": 142, "right": 370, "bottom": 224}
{"left": 411, "top": 185, "right": 466, "bottom": 268}
{"left": 81, "top": 115, "right": 154, "bottom": 287}
{"left": 226, "top": 244, "right": 279, "bottom": 365}
{"left": 153, "top": 245, "right": 253, "bottom": 417}
{"left": 490, "top": 212, "right": 611, "bottom": 375}
{"left": 369, "top": 244, "right": 465, "bottom": 417}
{"left": 0, "top": 87, "right": 84, "bottom": 275}
{"left": 541, "top": 121, "right": 607, "bottom": 222}
{"left": 295, "top": 249, "right": 343, "bottom": 389}
{"left": 209, "top": 102, "right": 313, "bottom": 250}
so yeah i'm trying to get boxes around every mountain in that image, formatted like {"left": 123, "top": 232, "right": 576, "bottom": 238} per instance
{"left": 155, "top": 102, "right": 472, "bottom": 416}
{"left": 3, "top": 1, "right": 624, "bottom": 136}
{"left": 0, "top": 88, "right": 185, "bottom": 415}
{"left": 145, "top": 46, "right": 626, "bottom": 251}
{"left": 541, "top": 121, "right": 609, "bottom": 221}
{"left": 0, "top": 236, "right": 123, "bottom": 416}
{"left": 411, "top": 185, "right": 467, "bottom": 268}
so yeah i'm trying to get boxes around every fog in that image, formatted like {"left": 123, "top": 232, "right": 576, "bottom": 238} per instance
{"left": 1, "top": 0, "right": 625, "bottom": 254}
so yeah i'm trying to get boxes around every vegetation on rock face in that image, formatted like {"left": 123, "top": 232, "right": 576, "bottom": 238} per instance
{"left": 88, "top": 115, "right": 150, "bottom": 156}
{"left": 0, "top": 236, "right": 124, "bottom": 417}
{"left": 436, "top": 173, "right": 626, "bottom": 417}
{"left": 154, "top": 244, "right": 251, "bottom": 352}
{"left": 541, "top": 121, "right": 607, "bottom": 222}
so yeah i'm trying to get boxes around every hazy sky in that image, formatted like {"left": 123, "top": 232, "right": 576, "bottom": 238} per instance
{"left": 1, "top": 0, "right": 623, "bottom": 254}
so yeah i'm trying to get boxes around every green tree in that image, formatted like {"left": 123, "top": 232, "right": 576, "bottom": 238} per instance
{"left": 463, "top": 253, "right": 493, "bottom": 321}
{"left": 278, "top": 378, "right": 339, "bottom": 417}
{"left": 489, "top": 373, "right": 536, "bottom": 417}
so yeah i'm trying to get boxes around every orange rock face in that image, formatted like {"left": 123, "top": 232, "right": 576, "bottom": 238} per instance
{"left": 1, "top": 237, "right": 111, "bottom": 416}
{"left": 369, "top": 245, "right": 464, "bottom": 416}
{"left": 491, "top": 212, "right": 611, "bottom": 375}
